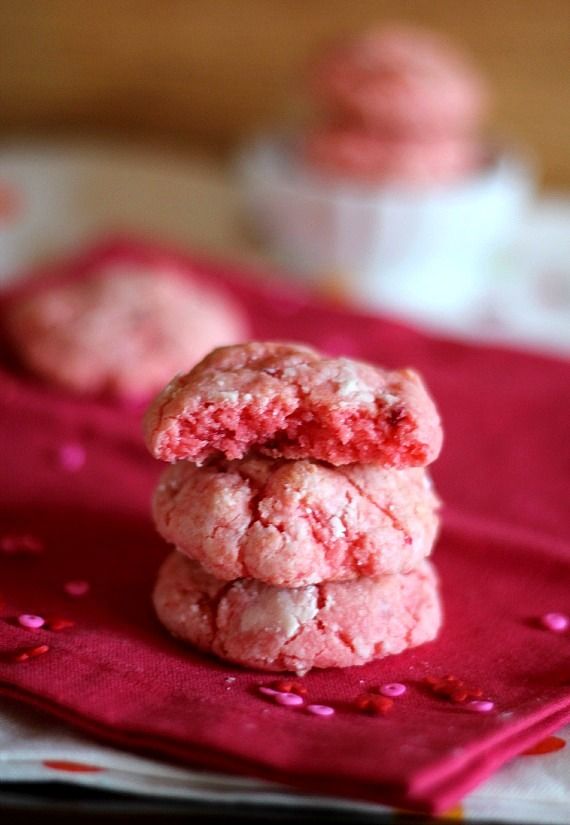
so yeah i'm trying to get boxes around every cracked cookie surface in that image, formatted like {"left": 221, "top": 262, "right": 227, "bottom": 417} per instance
{"left": 153, "top": 457, "right": 440, "bottom": 586}
{"left": 144, "top": 341, "right": 442, "bottom": 467}
{"left": 153, "top": 552, "right": 442, "bottom": 674}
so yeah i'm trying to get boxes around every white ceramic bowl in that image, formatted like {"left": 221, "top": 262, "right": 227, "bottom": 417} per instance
{"left": 235, "top": 134, "right": 535, "bottom": 323}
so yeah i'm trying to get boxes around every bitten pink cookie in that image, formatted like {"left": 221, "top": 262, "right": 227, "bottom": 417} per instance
{"left": 310, "top": 25, "right": 488, "bottom": 138}
{"left": 153, "top": 552, "right": 442, "bottom": 674}
{"left": 144, "top": 342, "right": 442, "bottom": 467}
{"left": 153, "top": 457, "right": 440, "bottom": 586}
{"left": 3, "top": 264, "right": 249, "bottom": 399}
{"left": 304, "top": 127, "right": 480, "bottom": 185}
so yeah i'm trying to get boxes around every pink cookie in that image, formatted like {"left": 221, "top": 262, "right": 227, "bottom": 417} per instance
{"left": 153, "top": 552, "right": 442, "bottom": 674}
{"left": 153, "top": 457, "right": 440, "bottom": 586}
{"left": 3, "top": 264, "right": 249, "bottom": 399}
{"left": 304, "top": 127, "right": 480, "bottom": 185}
{"left": 310, "top": 26, "right": 488, "bottom": 138}
{"left": 144, "top": 342, "right": 443, "bottom": 468}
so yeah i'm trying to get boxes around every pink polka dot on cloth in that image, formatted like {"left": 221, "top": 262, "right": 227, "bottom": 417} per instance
{"left": 43, "top": 760, "right": 103, "bottom": 773}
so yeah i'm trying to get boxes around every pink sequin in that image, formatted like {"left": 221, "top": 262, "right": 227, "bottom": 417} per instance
{"left": 379, "top": 682, "right": 407, "bottom": 697}
{"left": 18, "top": 614, "right": 45, "bottom": 629}
{"left": 64, "top": 580, "right": 90, "bottom": 597}
{"left": 57, "top": 443, "right": 86, "bottom": 473}
{"left": 28, "top": 644, "right": 49, "bottom": 657}
{"left": 6, "top": 644, "right": 49, "bottom": 663}
{"left": 47, "top": 617, "right": 75, "bottom": 632}
{"left": 307, "top": 704, "right": 335, "bottom": 717}
{"left": 467, "top": 700, "right": 494, "bottom": 713}
{"left": 274, "top": 692, "right": 304, "bottom": 707}
{"left": 258, "top": 686, "right": 281, "bottom": 696}
{"left": 541, "top": 612, "right": 569, "bottom": 633}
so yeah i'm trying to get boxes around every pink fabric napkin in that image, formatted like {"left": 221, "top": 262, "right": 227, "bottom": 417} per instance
{"left": 0, "top": 238, "right": 569, "bottom": 813}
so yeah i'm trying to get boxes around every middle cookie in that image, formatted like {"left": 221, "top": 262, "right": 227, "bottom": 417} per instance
{"left": 153, "top": 456, "right": 440, "bottom": 587}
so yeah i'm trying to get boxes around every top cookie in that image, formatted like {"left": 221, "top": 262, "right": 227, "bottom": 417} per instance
{"left": 144, "top": 341, "right": 442, "bottom": 467}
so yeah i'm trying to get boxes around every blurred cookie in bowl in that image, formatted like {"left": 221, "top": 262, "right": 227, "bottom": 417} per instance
{"left": 303, "top": 127, "right": 482, "bottom": 187}
{"left": 236, "top": 24, "right": 534, "bottom": 323}
{"left": 2, "top": 263, "right": 250, "bottom": 400}
{"left": 308, "top": 24, "right": 489, "bottom": 140}
{"left": 303, "top": 23, "right": 489, "bottom": 190}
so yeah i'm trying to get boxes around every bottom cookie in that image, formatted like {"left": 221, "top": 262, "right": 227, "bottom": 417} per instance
{"left": 153, "top": 552, "right": 442, "bottom": 674}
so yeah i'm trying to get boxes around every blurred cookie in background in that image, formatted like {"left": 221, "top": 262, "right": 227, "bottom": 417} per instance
{"left": 2, "top": 263, "right": 250, "bottom": 400}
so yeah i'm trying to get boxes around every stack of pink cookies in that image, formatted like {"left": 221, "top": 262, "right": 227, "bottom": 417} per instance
{"left": 145, "top": 342, "right": 444, "bottom": 675}
{"left": 305, "top": 25, "right": 489, "bottom": 185}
